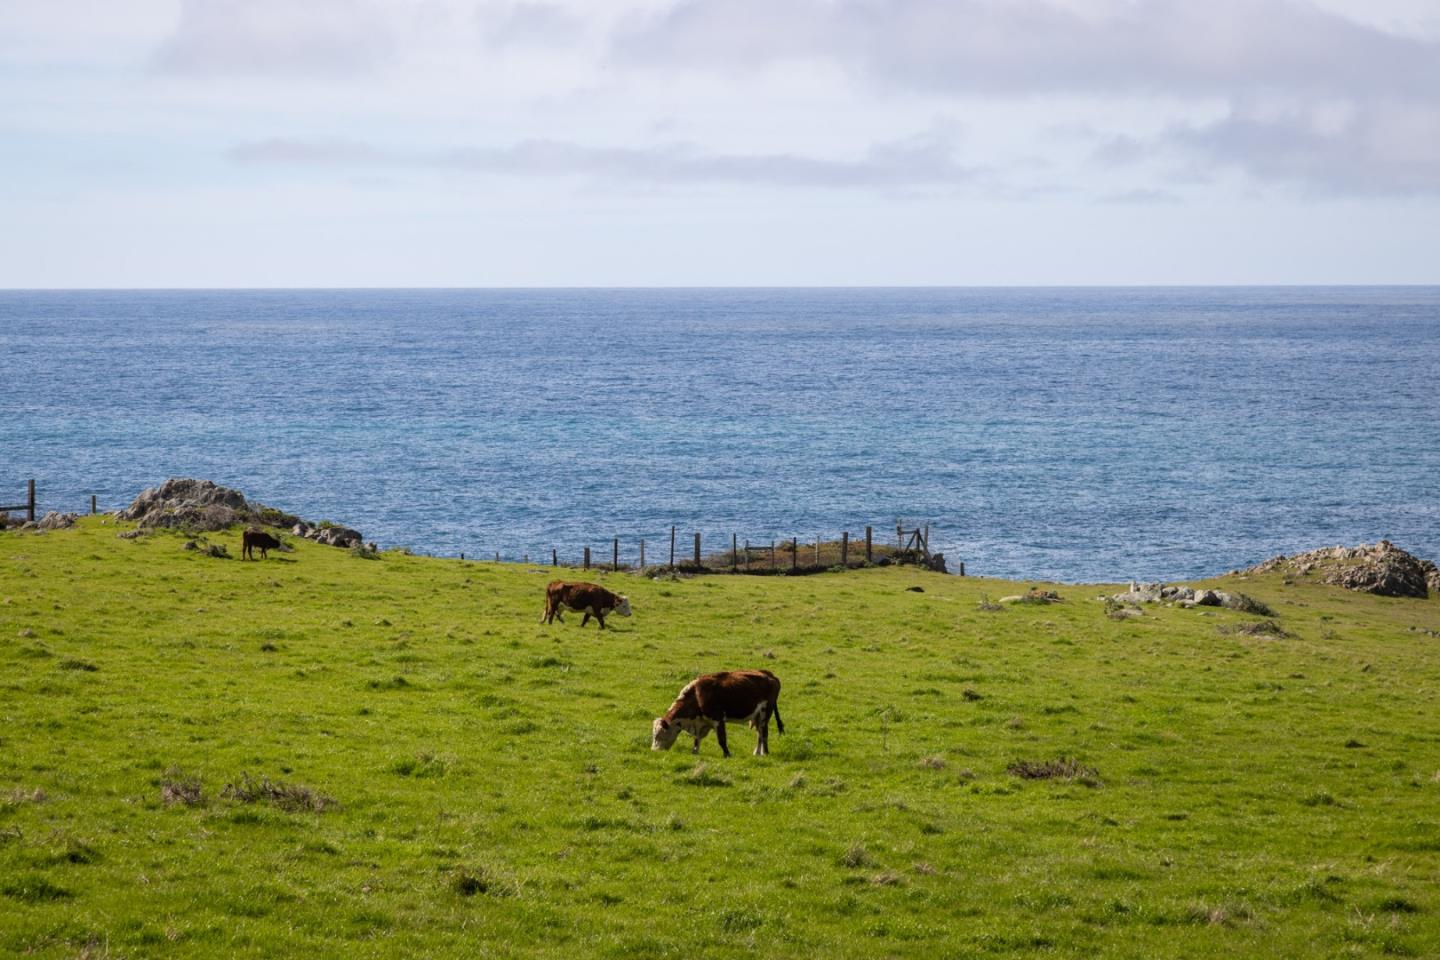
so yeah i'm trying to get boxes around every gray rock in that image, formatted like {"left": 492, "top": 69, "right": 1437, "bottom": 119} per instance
{"left": 36, "top": 511, "right": 78, "bottom": 530}
{"left": 1193, "top": 589, "right": 1222, "bottom": 606}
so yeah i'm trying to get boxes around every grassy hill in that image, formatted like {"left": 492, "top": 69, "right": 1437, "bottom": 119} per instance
{"left": 2, "top": 519, "right": 1438, "bottom": 958}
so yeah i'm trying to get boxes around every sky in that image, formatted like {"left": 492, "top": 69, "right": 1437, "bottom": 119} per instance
{"left": 2, "top": 0, "right": 1439, "bottom": 287}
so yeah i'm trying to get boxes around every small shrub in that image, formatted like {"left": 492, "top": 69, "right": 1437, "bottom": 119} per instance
{"left": 681, "top": 764, "right": 731, "bottom": 788}
{"left": 389, "top": 752, "right": 451, "bottom": 778}
{"left": 449, "top": 865, "right": 514, "bottom": 898}
{"left": 1218, "top": 620, "right": 1290, "bottom": 638}
{"left": 349, "top": 543, "right": 379, "bottom": 559}
{"left": 962, "top": 688, "right": 984, "bottom": 701}
{"left": 1301, "top": 789, "right": 1339, "bottom": 807}
{"left": 222, "top": 772, "right": 334, "bottom": 813}
{"left": 1378, "top": 897, "right": 1420, "bottom": 914}
{"left": 58, "top": 659, "right": 98, "bottom": 672}
{"left": 976, "top": 594, "right": 1002, "bottom": 612}
{"left": 840, "top": 843, "right": 874, "bottom": 869}
{"left": 160, "top": 770, "right": 205, "bottom": 807}
{"left": 919, "top": 755, "right": 946, "bottom": 770}
{"left": 1007, "top": 757, "right": 1101, "bottom": 786}
{"left": 1, "top": 874, "right": 72, "bottom": 902}
{"left": 1225, "top": 593, "right": 1276, "bottom": 616}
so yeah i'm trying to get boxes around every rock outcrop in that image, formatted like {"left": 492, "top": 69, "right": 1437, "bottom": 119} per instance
{"left": 36, "top": 511, "right": 78, "bottom": 530}
{"left": 119, "top": 479, "right": 252, "bottom": 532}
{"left": 1245, "top": 541, "right": 1435, "bottom": 599}
{"left": 291, "top": 521, "right": 364, "bottom": 550}
{"left": 118, "top": 478, "right": 366, "bottom": 549}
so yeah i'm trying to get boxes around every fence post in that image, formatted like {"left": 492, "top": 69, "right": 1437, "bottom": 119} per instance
{"left": 814, "top": 537, "right": 819, "bottom": 567}
{"left": 770, "top": 540, "right": 775, "bottom": 569}
{"left": 924, "top": 524, "right": 930, "bottom": 557}
{"left": 613, "top": 537, "right": 619, "bottom": 572}
{"left": 28, "top": 479, "right": 36, "bottom": 522}
{"left": 90, "top": 494, "right": 97, "bottom": 515}
{"left": 552, "top": 547, "right": 558, "bottom": 567}
{"left": 959, "top": 561, "right": 966, "bottom": 576}
{"left": 866, "top": 526, "right": 873, "bottom": 563}
{"left": 791, "top": 537, "right": 798, "bottom": 572}
{"left": 897, "top": 524, "right": 903, "bottom": 554}
{"left": 640, "top": 539, "right": 645, "bottom": 570}
{"left": 670, "top": 526, "right": 676, "bottom": 570}
{"left": 841, "top": 531, "right": 849, "bottom": 567}
{"left": 584, "top": 546, "right": 590, "bottom": 570}
{"left": 731, "top": 533, "right": 738, "bottom": 570}
{"left": 693, "top": 532, "right": 701, "bottom": 566}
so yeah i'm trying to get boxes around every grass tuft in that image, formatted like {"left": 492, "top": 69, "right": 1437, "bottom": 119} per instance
{"left": 222, "top": 772, "right": 335, "bottom": 813}
{"left": 1007, "top": 757, "right": 1101, "bottom": 786}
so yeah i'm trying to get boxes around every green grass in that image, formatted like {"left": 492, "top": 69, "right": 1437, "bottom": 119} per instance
{"left": 2, "top": 518, "right": 1439, "bottom": 958}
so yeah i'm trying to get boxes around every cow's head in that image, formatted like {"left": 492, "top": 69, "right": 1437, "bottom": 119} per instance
{"left": 616, "top": 596, "right": 633, "bottom": 617}
{"left": 651, "top": 717, "right": 681, "bottom": 751}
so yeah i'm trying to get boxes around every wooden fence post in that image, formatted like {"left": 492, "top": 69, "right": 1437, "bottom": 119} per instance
{"left": 584, "top": 546, "right": 590, "bottom": 570}
{"left": 744, "top": 539, "right": 750, "bottom": 571}
{"left": 897, "top": 524, "right": 903, "bottom": 554}
{"left": 693, "top": 532, "right": 701, "bottom": 566}
{"left": 28, "top": 479, "right": 35, "bottom": 522}
{"left": 959, "top": 561, "right": 966, "bottom": 576}
{"left": 90, "top": 494, "right": 97, "bottom": 515}
{"left": 841, "top": 531, "right": 849, "bottom": 567}
{"left": 814, "top": 537, "right": 819, "bottom": 567}
{"left": 613, "top": 537, "right": 619, "bottom": 572}
{"left": 670, "top": 526, "right": 676, "bottom": 569}
{"left": 732, "top": 533, "right": 738, "bottom": 570}
{"left": 791, "top": 537, "right": 798, "bottom": 572}
{"left": 924, "top": 524, "right": 930, "bottom": 557}
{"left": 770, "top": 540, "right": 776, "bottom": 569}
{"left": 865, "top": 526, "right": 873, "bottom": 563}
{"left": 640, "top": 539, "right": 645, "bottom": 570}
{"left": 552, "top": 547, "right": 558, "bottom": 567}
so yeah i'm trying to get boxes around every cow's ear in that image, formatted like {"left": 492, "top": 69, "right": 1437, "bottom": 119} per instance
{"left": 658, "top": 719, "right": 670, "bottom": 730}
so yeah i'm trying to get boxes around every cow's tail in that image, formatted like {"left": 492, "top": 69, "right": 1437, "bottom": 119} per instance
{"left": 771, "top": 697, "right": 784, "bottom": 735}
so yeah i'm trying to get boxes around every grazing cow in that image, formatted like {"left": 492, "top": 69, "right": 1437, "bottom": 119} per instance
{"left": 540, "top": 580, "right": 632, "bottom": 630}
{"left": 652, "top": 670, "right": 783, "bottom": 757}
{"left": 242, "top": 528, "right": 281, "bottom": 560}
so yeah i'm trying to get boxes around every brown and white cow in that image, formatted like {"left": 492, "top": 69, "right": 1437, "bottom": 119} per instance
{"left": 651, "top": 669, "right": 784, "bottom": 757}
{"left": 540, "top": 580, "right": 632, "bottom": 630}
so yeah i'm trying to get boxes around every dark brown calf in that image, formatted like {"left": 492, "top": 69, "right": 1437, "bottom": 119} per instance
{"left": 651, "top": 669, "right": 784, "bottom": 757}
{"left": 242, "top": 529, "right": 281, "bottom": 560}
{"left": 540, "top": 580, "right": 632, "bottom": 629}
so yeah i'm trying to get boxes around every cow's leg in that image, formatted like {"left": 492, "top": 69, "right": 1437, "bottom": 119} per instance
{"left": 596, "top": 610, "right": 606, "bottom": 630}
{"left": 691, "top": 725, "right": 710, "bottom": 754}
{"left": 756, "top": 706, "right": 770, "bottom": 756}
{"left": 715, "top": 717, "right": 730, "bottom": 758}
{"left": 580, "top": 610, "right": 591, "bottom": 627}
{"left": 260, "top": 546, "right": 268, "bottom": 560}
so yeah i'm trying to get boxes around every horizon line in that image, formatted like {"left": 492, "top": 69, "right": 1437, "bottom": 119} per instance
{"left": 4, "top": 282, "right": 1440, "bottom": 293}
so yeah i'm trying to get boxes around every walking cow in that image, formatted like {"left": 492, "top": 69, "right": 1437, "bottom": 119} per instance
{"left": 540, "top": 581, "right": 632, "bottom": 630}
{"left": 651, "top": 670, "right": 783, "bottom": 757}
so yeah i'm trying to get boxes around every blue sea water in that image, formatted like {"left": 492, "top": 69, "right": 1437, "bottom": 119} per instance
{"left": 1, "top": 287, "right": 1437, "bottom": 582}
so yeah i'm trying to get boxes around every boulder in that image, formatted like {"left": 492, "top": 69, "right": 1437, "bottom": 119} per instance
{"left": 119, "top": 479, "right": 252, "bottom": 532}
{"left": 36, "top": 511, "right": 78, "bottom": 530}
{"left": 1245, "top": 540, "right": 1432, "bottom": 599}
{"left": 1193, "top": 589, "right": 1223, "bottom": 607}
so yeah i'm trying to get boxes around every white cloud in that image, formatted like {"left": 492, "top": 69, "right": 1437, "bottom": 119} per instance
{"left": 152, "top": 0, "right": 395, "bottom": 78}
{"left": 228, "top": 127, "right": 980, "bottom": 189}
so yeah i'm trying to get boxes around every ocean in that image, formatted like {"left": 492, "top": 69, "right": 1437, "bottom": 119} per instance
{"left": 2, "top": 287, "right": 1437, "bottom": 582}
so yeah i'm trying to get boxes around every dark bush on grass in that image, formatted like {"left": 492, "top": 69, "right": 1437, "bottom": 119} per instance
{"left": 1224, "top": 593, "right": 1275, "bottom": 616}
{"left": 161, "top": 769, "right": 205, "bottom": 807}
{"left": 222, "top": 772, "right": 334, "bottom": 813}
{"left": 1007, "top": 757, "right": 1102, "bottom": 786}
{"left": 58, "top": 658, "right": 98, "bottom": 672}
{"left": 1218, "top": 620, "right": 1290, "bottom": 638}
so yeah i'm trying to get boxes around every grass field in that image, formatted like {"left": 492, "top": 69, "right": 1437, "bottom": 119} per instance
{"left": 3, "top": 518, "right": 1439, "bottom": 958}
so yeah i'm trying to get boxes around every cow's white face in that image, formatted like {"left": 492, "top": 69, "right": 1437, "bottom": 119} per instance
{"left": 651, "top": 717, "right": 681, "bottom": 751}
{"left": 616, "top": 596, "right": 633, "bottom": 617}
